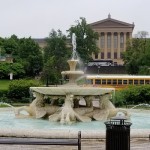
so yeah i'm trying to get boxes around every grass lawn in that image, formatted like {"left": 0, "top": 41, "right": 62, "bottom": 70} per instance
{"left": 0, "top": 80, "right": 11, "bottom": 90}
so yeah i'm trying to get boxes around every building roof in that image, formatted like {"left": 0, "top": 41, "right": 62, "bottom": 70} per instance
{"left": 90, "top": 14, "right": 134, "bottom": 30}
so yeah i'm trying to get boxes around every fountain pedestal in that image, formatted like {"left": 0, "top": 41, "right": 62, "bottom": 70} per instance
{"left": 61, "top": 59, "right": 84, "bottom": 85}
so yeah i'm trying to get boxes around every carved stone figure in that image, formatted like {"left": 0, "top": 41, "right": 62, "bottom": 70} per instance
{"left": 14, "top": 92, "right": 60, "bottom": 119}
{"left": 49, "top": 94, "right": 92, "bottom": 124}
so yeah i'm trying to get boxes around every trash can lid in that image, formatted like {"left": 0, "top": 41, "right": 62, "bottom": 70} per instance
{"left": 111, "top": 116, "right": 127, "bottom": 121}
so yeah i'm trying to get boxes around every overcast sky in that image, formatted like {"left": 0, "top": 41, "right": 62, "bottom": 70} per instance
{"left": 0, "top": 0, "right": 149, "bottom": 38}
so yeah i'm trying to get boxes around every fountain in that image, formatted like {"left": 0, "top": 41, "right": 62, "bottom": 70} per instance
{"left": 0, "top": 33, "right": 149, "bottom": 141}
{"left": 14, "top": 33, "right": 130, "bottom": 124}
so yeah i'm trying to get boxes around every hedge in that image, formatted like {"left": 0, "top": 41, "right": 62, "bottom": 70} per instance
{"left": 7, "top": 79, "right": 42, "bottom": 102}
{"left": 113, "top": 85, "right": 150, "bottom": 106}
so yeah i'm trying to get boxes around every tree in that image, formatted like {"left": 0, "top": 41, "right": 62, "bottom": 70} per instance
{"left": 0, "top": 62, "right": 25, "bottom": 79}
{"left": 3, "top": 36, "right": 19, "bottom": 54}
{"left": 123, "top": 36, "right": 150, "bottom": 75}
{"left": 0, "top": 35, "right": 43, "bottom": 77}
{"left": 16, "top": 37, "right": 43, "bottom": 76}
{"left": 43, "top": 29, "right": 71, "bottom": 84}
{"left": 10, "top": 63, "right": 25, "bottom": 78}
{"left": 134, "top": 31, "right": 149, "bottom": 38}
{"left": 68, "top": 17, "right": 99, "bottom": 63}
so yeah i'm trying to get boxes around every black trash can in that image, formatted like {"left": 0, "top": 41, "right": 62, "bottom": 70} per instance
{"left": 105, "top": 116, "right": 132, "bottom": 150}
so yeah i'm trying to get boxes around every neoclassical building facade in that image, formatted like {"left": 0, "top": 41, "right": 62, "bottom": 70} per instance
{"left": 90, "top": 14, "right": 134, "bottom": 65}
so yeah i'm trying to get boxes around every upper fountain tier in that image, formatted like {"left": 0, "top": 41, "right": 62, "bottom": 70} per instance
{"left": 61, "top": 59, "right": 84, "bottom": 85}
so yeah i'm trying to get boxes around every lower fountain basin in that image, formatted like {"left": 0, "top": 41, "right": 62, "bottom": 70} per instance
{"left": 0, "top": 108, "right": 149, "bottom": 139}
{"left": 1, "top": 108, "right": 150, "bottom": 130}
{"left": 30, "top": 87, "right": 115, "bottom": 95}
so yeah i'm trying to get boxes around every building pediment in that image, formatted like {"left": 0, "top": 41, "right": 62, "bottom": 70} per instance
{"left": 90, "top": 17, "right": 134, "bottom": 29}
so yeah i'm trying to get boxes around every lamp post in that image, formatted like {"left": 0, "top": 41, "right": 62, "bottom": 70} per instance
{"left": 9, "top": 62, "right": 13, "bottom": 80}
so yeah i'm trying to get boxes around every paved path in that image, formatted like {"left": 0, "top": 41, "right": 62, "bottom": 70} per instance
{"left": 0, "top": 138, "right": 149, "bottom": 150}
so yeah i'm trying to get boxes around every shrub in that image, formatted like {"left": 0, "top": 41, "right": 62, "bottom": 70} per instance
{"left": 0, "top": 89, "right": 8, "bottom": 97}
{"left": 8, "top": 79, "right": 42, "bottom": 102}
{"left": 112, "top": 91, "right": 126, "bottom": 107}
{"left": 0, "top": 89, "right": 9, "bottom": 102}
{"left": 113, "top": 85, "right": 150, "bottom": 106}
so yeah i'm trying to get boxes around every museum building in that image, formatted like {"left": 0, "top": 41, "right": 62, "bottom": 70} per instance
{"left": 90, "top": 14, "right": 134, "bottom": 65}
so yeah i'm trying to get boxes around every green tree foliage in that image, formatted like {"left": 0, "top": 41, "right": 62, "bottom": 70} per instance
{"left": 0, "top": 62, "right": 25, "bottom": 79}
{"left": 68, "top": 17, "right": 99, "bottom": 63}
{"left": 17, "top": 37, "right": 43, "bottom": 76}
{"left": 3, "top": 37, "right": 19, "bottom": 54}
{"left": 43, "top": 29, "right": 71, "bottom": 84}
{"left": 123, "top": 37, "right": 150, "bottom": 75}
{"left": 0, "top": 35, "right": 43, "bottom": 77}
{"left": 113, "top": 85, "right": 150, "bottom": 106}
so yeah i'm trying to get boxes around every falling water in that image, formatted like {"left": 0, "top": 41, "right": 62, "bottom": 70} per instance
{"left": 130, "top": 103, "right": 150, "bottom": 109}
{"left": 0, "top": 102, "right": 14, "bottom": 108}
{"left": 71, "top": 33, "right": 78, "bottom": 60}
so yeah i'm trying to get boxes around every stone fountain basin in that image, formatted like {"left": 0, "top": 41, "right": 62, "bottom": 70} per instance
{"left": 30, "top": 87, "right": 115, "bottom": 96}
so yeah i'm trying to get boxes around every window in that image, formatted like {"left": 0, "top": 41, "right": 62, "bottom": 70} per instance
{"left": 123, "top": 80, "right": 127, "bottom": 84}
{"left": 114, "top": 33, "right": 118, "bottom": 49}
{"left": 107, "top": 33, "right": 111, "bottom": 48}
{"left": 95, "top": 79, "right": 101, "bottom": 84}
{"left": 100, "top": 33, "right": 105, "bottom": 48}
{"left": 107, "top": 79, "right": 111, "bottom": 84}
{"left": 134, "top": 80, "right": 138, "bottom": 85}
{"left": 140, "top": 80, "right": 144, "bottom": 84}
{"left": 114, "top": 52, "right": 117, "bottom": 59}
{"left": 107, "top": 52, "right": 111, "bottom": 59}
{"left": 145, "top": 80, "right": 150, "bottom": 84}
{"left": 102, "top": 79, "right": 106, "bottom": 84}
{"left": 95, "top": 53, "right": 98, "bottom": 59}
{"left": 129, "top": 80, "right": 133, "bottom": 84}
{"left": 118, "top": 80, "right": 122, "bottom": 85}
{"left": 101, "top": 52, "right": 104, "bottom": 59}
{"left": 112, "top": 79, "right": 117, "bottom": 85}
{"left": 120, "top": 33, "right": 124, "bottom": 48}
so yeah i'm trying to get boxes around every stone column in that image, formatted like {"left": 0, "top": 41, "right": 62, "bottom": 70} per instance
{"left": 124, "top": 32, "right": 126, "bottom": 51}
{"left": 104, "top": 32, "right": 107, "bottom": 59}
{"left": 117, "top": 32, "right": 120, "bottom": 59}
{"left": 111, "top": 32, "right": 114, "bottom": 59}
